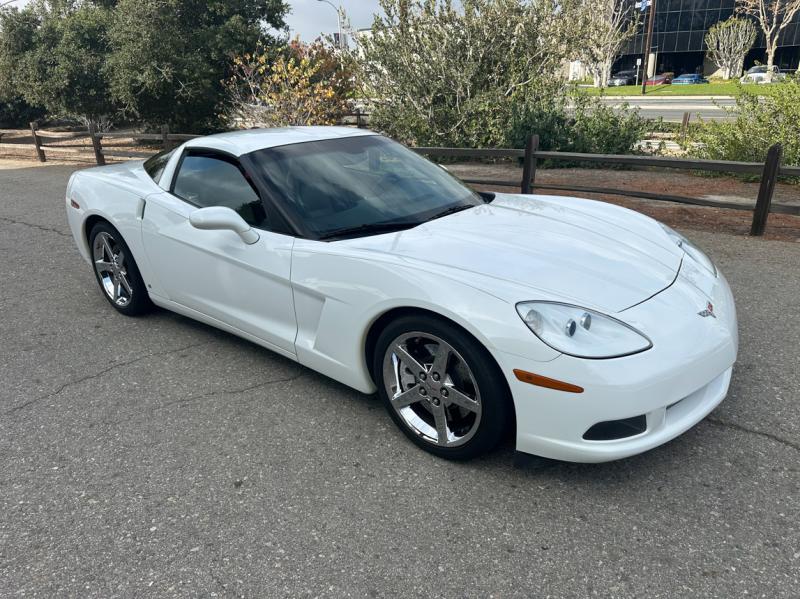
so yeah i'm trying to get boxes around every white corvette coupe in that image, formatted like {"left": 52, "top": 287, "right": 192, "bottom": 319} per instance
{"left": 66, "top": 127, "right": 738, "bottom": 462}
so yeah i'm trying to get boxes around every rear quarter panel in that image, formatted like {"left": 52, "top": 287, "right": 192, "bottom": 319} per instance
{"left": 66, "top": 163, "right": 163, "bottom": 292}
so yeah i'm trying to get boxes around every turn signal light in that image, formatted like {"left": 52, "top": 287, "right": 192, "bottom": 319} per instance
{"left": 513, "top": 369, "right": 584, "bottom": 394}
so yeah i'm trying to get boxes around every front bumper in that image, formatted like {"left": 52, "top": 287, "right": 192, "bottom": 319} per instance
{"left": 497, "top": 264, "right": 738, "bottom": 463}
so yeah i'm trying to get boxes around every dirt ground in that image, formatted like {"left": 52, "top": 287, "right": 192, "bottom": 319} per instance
{"left": 447, "top": 163, "right": 800, "bottom": 243}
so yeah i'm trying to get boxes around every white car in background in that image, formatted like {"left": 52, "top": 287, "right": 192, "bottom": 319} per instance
{"left": 740, "top": 65, "right": 787, "bottom": 83}
{"left": 65, "top": 127, "right": 738, "bottom": 462}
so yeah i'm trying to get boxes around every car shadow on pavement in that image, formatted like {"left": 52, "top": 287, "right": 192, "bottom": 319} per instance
{"left": 145, "top": 307, "right": 718, "bottom": 484}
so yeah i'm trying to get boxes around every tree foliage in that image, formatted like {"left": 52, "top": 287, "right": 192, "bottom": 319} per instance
{"left": 0, "top": 1, "right": 114, "bottom": 125}
{"left": 223, "top": 41, "right": 354, "bottom": 128}
{"left": 689, "top": 78, "right": 800, "bottom": 165}
{"left": 705, "top": 17, "right": 757, "bottom": 79}
{"left": 107, "top": 0, "right": 288, "bottom": 131}
{"left": 578, "top": 0, "right": 639, "bottom": 88}
{"left": 736, "top": 0, "right": 800, "bottom": 77}
{"left": 357, "top": 0, "right": 645, "bottom": 153}
{"left": 358, "top": 0, "right": 582, "bottom": 147}
{"left": 0, "top": 95, "right": 46, "bottom": 127}
{"left": 0, "top": 0, "right": 289, "bottom": 130}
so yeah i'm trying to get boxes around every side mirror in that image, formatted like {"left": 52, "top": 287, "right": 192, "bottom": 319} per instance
{"left": 189, "top": 206, "right": 259, "bottom": 245}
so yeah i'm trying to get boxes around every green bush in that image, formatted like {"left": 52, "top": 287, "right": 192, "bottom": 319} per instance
{"left": 360, "top": 0, "right": 646, "bottom": 155}
{"left": 688, "top": 78, "right": 800, "bottom": 166}
{"left": 507, "top": 95, "right": 647, "bottom": 154}
{"left": 0, "top": 1, "right": 289, "bottom": 132}
{"left": 107, "top": 0, "right": 288, "bottom": 132}
{"left": 0, "top": 3, "right": 114, "bottom": 126}
{"left": 0, "top": 96, "right": 45, "bottom": 128}
{"left": 371, "top": 84, "right": 647, "bottom": 155}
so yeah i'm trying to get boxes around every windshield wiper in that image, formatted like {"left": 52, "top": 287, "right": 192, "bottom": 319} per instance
{"left": 428, "top": 203, "right": 476, "bottom": 221}
{"left": 317, "top": 220, "right": 420, "bottom": 241}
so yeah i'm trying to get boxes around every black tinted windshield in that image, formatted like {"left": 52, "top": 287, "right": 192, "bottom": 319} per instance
{"left": 247, "top": 135, "right": 483, "bottom": 239}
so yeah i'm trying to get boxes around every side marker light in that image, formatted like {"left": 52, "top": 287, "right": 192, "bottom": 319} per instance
{"left": 513, "top": 369, "right": 584, "bottom": 394}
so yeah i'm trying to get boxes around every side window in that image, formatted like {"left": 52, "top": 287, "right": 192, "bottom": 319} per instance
{"left": 172, "top": 153, "right": 268, "bottom": 228}
{"left": 143, "top": 149, "right": 175, "bottom": 184}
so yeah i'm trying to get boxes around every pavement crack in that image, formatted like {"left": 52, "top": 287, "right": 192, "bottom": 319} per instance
{"left": 5, "top": 341, "right": 212, "bottom": 415}
{"left": 158, "top": 370, "right": 307, "bottom": 410}
{"left": 0, "top": 215, "right": 71, "bottom": 238}
{"left": 706, "top": 417, "right": 800, "bottom": 453}
{"left": 85, "top": 371, "right": 308, "bottom": 429}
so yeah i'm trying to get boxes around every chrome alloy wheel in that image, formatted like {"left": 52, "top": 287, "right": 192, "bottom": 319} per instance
{"left": 382, "top": 332, "right": 482, "bottom": 448}
{"left": 92, "top": 231, "right": 133, "bottom": 307}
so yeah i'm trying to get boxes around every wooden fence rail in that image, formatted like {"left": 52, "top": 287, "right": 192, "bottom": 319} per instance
{"left": 1, "top": 125, "right": 796, "bottom": 236}
{"left": 12, "top": 122, "right": 202, "bottom": 166}
{"left": 414, "top": 134, "right": 798, "bottom": 236}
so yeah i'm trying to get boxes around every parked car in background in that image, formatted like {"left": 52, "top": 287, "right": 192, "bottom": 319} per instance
{"left": 740, "top": 65, "right": 786, "bottom": 84}
{"left": 672, "top": 74, "right": 709, "bottom": 85}
{"left": 645, "top": 73, "right": 672, "bottom": 86}
{"left": 608, "top": 70, "right": 637, "bottom": 86}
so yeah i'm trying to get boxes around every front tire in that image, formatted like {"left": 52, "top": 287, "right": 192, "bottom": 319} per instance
{"left": 89, "top": 222, "right": 152, "bottom": 316}
{"left": 373, "top": 314, "right": 512, "bottom": 460}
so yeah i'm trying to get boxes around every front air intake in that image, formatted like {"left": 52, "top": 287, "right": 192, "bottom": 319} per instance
{"left": 583, "top": 415, "right": 647, "bottom": 441}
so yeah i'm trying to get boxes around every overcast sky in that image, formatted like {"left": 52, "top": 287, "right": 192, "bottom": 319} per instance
{"left": 284, "top": 0, "right": 384, "bottom": 40}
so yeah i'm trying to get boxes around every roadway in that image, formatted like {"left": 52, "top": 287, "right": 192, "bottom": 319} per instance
{"left": 598, "top": 96, "right": 737, "bottom": 122}
{"left": 1, "top": 161, "right": 798, "bottom": 597}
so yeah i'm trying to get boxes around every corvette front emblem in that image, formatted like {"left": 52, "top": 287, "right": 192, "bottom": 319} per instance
{"left": 698, "top": 302, "right": 716, "bottom": 318}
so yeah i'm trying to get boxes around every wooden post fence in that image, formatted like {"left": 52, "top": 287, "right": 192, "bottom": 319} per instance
{"left": 88, "top": 123, "right": 106, "bottom": 166}
{"left": 680, "top": 112, "right": 691, "bottom": 144}
{"left": 3, "top": 124, "right": 795, "bottom": 236}
{"left": 750, "top": 143, "right": 782, "bottom": 236}
{"left": 30, "top": 122, "right": 45, "bottom": 162}
{"left": 521, "top": 134, "right": 539, "bottom": 194}
{"left": 161, "top": 125, "right": 171, "bottom": 151}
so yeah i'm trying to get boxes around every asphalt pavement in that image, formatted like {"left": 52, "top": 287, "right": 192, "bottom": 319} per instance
{"left": 1, "top": 161, "right": 799, "bottom": 598}
{"left": 598, "top": 96, "right": 737, "bottom": 122}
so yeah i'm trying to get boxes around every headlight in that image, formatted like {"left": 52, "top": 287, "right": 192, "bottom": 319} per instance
{"left": 659, "top": 223, "right": 717, "bottom": 277}
{"left": 515, "top": 302, "right": 652, "bottom": 359}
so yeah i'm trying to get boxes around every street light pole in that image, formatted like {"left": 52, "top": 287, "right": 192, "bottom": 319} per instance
{"left": 640, "top": 0, "right": 657, "bottom": 95}
{"left": 317, "top": 0, "right": 344, "bottom": 50}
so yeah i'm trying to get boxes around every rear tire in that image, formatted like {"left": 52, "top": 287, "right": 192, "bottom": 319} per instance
{"left": 89, "top": 222, "right": 153, "bottom": 316}
{"left": 373, "top": 314, "right": 512, "bottom": 460}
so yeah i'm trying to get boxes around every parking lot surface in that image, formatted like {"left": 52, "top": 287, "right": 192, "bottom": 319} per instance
{"left": 1, "top": 162, "right": 799, "bottom": 598}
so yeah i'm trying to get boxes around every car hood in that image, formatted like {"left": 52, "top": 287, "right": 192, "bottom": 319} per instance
{"left": 340, "top": 193, "right": 683, "bottom": 313}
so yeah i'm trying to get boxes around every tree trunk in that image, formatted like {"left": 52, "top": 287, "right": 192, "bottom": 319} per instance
{"left": 765, "top": 44, "right": 776, "bottom": 82}
{"left": 600, "top": 59, "right": 613, "bottom": 88}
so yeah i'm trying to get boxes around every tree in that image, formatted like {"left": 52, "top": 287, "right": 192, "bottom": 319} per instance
{"left": 0, "top": 1, "right": 115, "bottom": 126}
{"left": 222, "top": 41, "right": 354, "bottom": 128}
{"left": 578, "top": 0, "right": 639, "bottom": 88}
{"left": 358, "top": 0, "right": 587, "bottom": 148}
{"left": 736, "top": 0, "right": 800, "bottom": 79}
{"left": 107, "top": 0, "right": 288, "bottom": 131}
{"left": 705, "top": 17, "right": 757, "bottom": 79}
